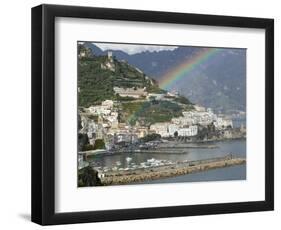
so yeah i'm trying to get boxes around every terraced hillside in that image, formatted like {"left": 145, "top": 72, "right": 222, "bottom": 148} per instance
{"left": 78, "top": 44, "right": 193, "bottom": 125}
{"left": 78, "top": 53, "right": 164, "bottom": 107}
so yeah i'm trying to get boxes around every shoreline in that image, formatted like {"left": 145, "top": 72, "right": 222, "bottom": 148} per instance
{"left": 81, "top": 137, "right": 246, "bottom": 157}
{"left": 191, "top": 136, "right": 246, "bottom": 144}
{"left": 100, "top": 156, "right": 246, "bottom": 186}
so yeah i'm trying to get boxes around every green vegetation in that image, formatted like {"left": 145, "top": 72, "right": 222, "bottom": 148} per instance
{"left": 82, "top": 144, "right": 95, "bottom": 151}
{"left": 87, "top": 114, "right": 99, "bottom": 122}
{"left": 93, "top": 139, "right": 105, "bottom": 150}
{"left": 78, "top": 44, "right": 194, "bottom": 124}
{"left": 80, "top": 139, "right": 105, "bottom": 151}
{"left": 78, "top": 44, "right": 93, "bottom": 59}
{"left": 174, "top": 95, "right": 193, "bottom": 105}
{"left": 146, "top": 84, "right": 166, "bottom": 94}
{"left": 78, "top": 133, "right": 89, "bottom": 151}
{"left": 78, "top": 166, "right": 102, "bottom": 187}
{"left": 120, "top": 101, "right": 183, "bottom": 125}
{"left": 116, "top": 95, "right": 138, "bottom": 101}
{"left": 140, "top": 133, "right": 161, "bottom": 142}
{"left": 114, "top": 61, "right": 148, "bottom": 88}
{"left": 78, "top": 56, "right": 116, "bottom": 107}
{"left": 78, "top": 52, "right": 162, "bottom": 107}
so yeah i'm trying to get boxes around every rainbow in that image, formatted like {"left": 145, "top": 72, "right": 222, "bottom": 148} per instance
{"left": 125, "top": 47, "right": 222, "bottom": 125}
{"left": 158, "top": 48, "right": 221, "bottom": 90}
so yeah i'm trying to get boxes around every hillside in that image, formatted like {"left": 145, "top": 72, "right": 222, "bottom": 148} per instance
{"left": 78, "top": 49, "right": 164, "bottom": 107}
{"left": 85, "top": 42, "right": 246, "bottom": 112}
{"left": 120, "top": 100, "right": 184, "bottom": 126}
{"left": 78, "top": 44, "right": 193, "bottom": 126}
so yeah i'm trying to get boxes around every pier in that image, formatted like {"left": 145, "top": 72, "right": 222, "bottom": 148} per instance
{"left": 100, "top": 155, "right": 246, "bottom": 185}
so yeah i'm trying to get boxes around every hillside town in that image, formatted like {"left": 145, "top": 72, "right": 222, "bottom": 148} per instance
{"left": 78, "top": 50, "right": 246, "bottom": 154}
{"left": 79, "top": 94, "right": 245, "bottom": 154}
{"left": 77, "top": 45, "right": 247, "bottom": 186}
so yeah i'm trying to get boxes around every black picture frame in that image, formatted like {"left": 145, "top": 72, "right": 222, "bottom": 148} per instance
{"left": 31, "top": 4, "right": 274, "bottom": 225}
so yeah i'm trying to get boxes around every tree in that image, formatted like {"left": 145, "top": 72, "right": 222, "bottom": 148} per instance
{"left": 174, "top": 96, "right": 192, "bottom": 105}
{"left": 78, "top": 133, "right": 89, "bottom": 151}
{"left": 78, "top": 166, "right": 102, "bottom": 186}
{"left": 78, "top": 114, "right": 82, "bottom": 130}
{"left": 82, "top": 144, "right": 95, "bottom": 151}
{"left": 93, "top": 139, "right": 105, "bottom": 150}
{"left": 140, "top": 133, "right": 161, "bottom": 142}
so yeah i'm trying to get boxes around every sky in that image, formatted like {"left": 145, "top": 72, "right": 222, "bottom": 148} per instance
{"left": 93, "top": 43, "right": 178, "bottom": 55}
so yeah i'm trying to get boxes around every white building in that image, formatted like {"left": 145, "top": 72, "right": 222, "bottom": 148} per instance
{"left": 150, "top": 122, "right": 198, "bottom": 137}
{"left": 178, "top": 126, "right": 198, "bottom": 137}
{"left": 171, "top": 116, "right": 193, "bottom": 126}
{"left": 168, "top": 124, "right": 179, "bottom": 136}
{"left": 87, "top": 100, "right": 114, "bottom": 116}
{"left": 104, "top": 113, "right": 119, "bottom": 128}
{"left": 80, "top": 116, "right": 98, "bottom": 135}
{"left": 101, "top": 61, "right": 115, "bottom": 71}
{"left": 107, "top": 51, "right": 113, "bottom": 60}
{"left": 116, "top": 133, "right": 138, "bottom": 143}
{"left": 113, "top": 87, "right": 148, "bottom": 98}
{"left": 150, "top": 122, "right": 169, "bottom": 137}
{"left": 95, "top": 124, "right": 105, "bottom": 139}
{"left": 181, "top": 110, "right": 217, "bottom": 126}
{"left": 101, "top": 100, "right": 114, "bottom": 108}
{"left": 100, "top": 52, "right": 115, "bottom": 71}
{"left": 194, "top": 104, "right": 206, "bottom": 112}
{"left": 147, "top": 93, "right": 165, "bottom": 100}
{"left": 88, "top": 105, "right": 111, "bottom": 115}
{"left": 166, "top": 92, "right": 177, "bottom": 97}
{"left": 136, "top": 127, "right": 148, "bottom": 138}
{"left": 214, "top": 117, "right": 233, "bottom": 130}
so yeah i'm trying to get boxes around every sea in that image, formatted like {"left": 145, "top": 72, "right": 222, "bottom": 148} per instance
{"left": 87, "top": 138, "right": 246, "bottom": 184}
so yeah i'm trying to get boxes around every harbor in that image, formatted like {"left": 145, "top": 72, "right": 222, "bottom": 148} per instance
{"left": 77, "top": 43, "right": 247, "bottom": 187}
{"left": 80, "top": 139, "right": 247, "bottom": 185}
{"left": 100, "top": 154, "right": 246, "bottom": 185}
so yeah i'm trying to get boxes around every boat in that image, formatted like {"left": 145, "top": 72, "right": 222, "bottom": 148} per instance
{"left": 126, "top": 157, "right": 132, "bottom": 162}
{"left": 147, "top": 158, "right": 155, "bottom": 163}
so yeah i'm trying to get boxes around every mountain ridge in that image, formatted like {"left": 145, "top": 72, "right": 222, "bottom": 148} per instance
{"left": 84, "top": 42, "right": 246, "bottom": 112}
{"left": 78, "top": 44, "right": 193, "bottom": 126}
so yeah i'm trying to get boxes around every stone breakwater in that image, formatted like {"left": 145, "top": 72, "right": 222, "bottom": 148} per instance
{"left": 100, "top": 156, "right": 246, "bottom": 185}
